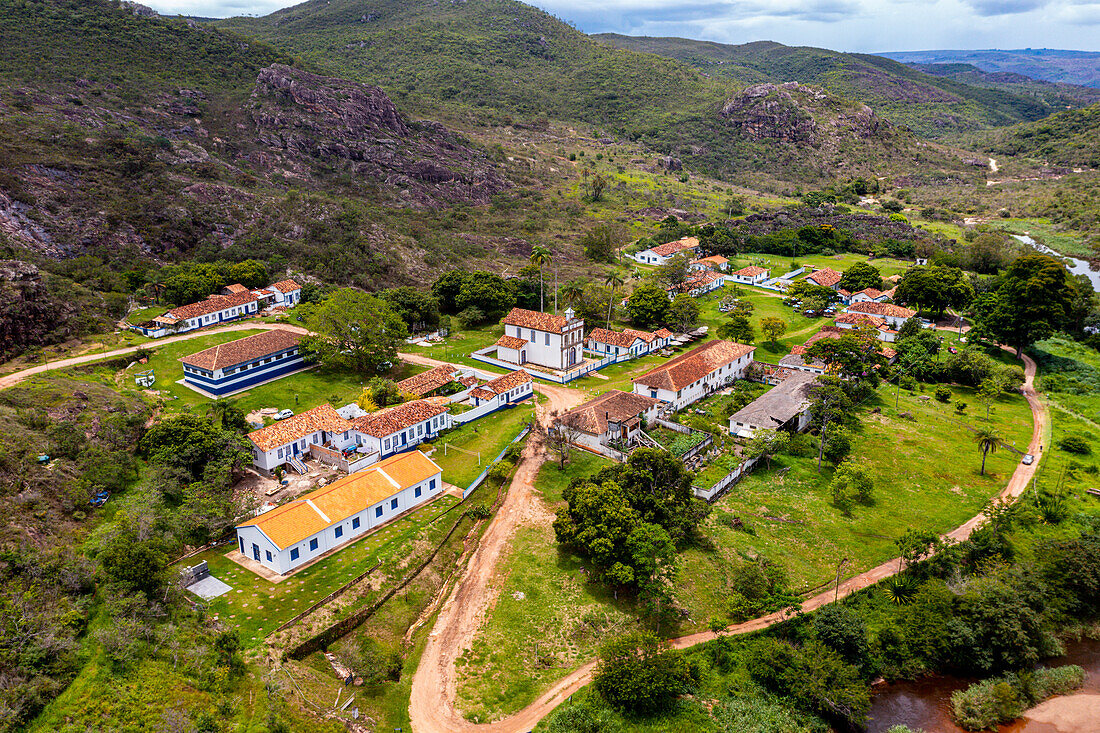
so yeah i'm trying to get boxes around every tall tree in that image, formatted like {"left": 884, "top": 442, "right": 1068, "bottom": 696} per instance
{"left": 838, "top": 262, "right": 882, "bottom": 292}
{"left": 895, "top": 265, "right": 974, "bottom": 318}
{"left": 626, "top": 282, "right": 670, "bottom": 329}
{"left": 603, "top": 270, "right": 625, "bottom": 329}
{"left": 300, "top": 288, "right": 408, "bottom": 374}
{"left": 760, "top": 316, "right": 788, "bottom": 344}
{"left": 973, "top": 426, "right": 1002, "bottom": 476}
{"left": 529, "top": 245, "right": 552, "bottom": 311}
{"left": 974, "top": 254, "right": 1077, "bottom": 357}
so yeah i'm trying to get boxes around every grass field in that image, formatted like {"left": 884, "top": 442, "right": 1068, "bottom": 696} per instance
{"left": 454, "top": 375, "right": 1035, "bottom": 721}
{"left": 430, "top": 402, "right": 535, "bottom": 488}
{"left": 183, "top": 492, "right": 461, "bottom": 649}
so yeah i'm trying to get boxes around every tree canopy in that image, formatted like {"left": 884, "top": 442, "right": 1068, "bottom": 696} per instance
{"left": 300, "top": 288, "right": 408, "bottom": 374}
{"left": 895, "top": 265, "right": 973, "bottom": 317}
{"left": 972, "top": 254, "right": 1077, "bottom": 356}
{"left": 626, "top": 282, "right": 670, "bottom": 329}
{"left": 838, "top": 262, "right": 882, "bottom": 292}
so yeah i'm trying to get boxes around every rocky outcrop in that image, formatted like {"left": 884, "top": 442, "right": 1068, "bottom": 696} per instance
{"left": 249, "top": 64, "right": 509, "bottom": 207}
{"left": 720, "top": 82, "right": 891, "bottom": 145}
{"left": 0, "top": 261, "right": 83, "bottom": 360}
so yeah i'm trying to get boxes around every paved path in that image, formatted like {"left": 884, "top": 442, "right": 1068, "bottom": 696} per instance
{"left": 0, "top": 322, "right": 307, "bottom": 390}
{"left": 405, "top": 352, "right": 1047, "bottom": 733}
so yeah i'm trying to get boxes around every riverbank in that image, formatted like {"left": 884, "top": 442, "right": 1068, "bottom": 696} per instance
{"left": 1019, "top": 693, "right": 1100, "bottom": 733}
{"left": 1012, "top": 233, "right": 1100, "bottom": 291}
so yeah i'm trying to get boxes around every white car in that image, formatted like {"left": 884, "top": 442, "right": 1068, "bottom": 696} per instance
{"left": 274, "top": 409, "right": 294, "bottom": 420}
{"left": 1021, "top": 454, "right": 1034, "bottom": 465}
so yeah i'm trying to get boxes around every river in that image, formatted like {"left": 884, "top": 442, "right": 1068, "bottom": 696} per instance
{"left": 866, "top": 638, "right": 1100, "bottom": 733}
{"left": 1013, "top": 234, "right": 1100, "bottom": 292}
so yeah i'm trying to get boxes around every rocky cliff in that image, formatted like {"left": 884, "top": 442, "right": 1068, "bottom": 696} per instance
{"left": 720, "top": 82, "right": 892, "bottom": 145}
{"left": 0, "top": 261, "right": 87, "bottom": 360}
{"left": 248, "top": 64, "right": 508, "bottom": 207}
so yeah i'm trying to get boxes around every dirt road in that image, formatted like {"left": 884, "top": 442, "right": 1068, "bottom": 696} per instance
{"left": 406, "top": 353, "right": 1047, "bottom": 732}
{"left": 0, "top": 322, "right": 307, "bottom": 390}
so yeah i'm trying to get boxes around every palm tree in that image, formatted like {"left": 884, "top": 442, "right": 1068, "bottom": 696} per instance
{"left": 529, "top": 245, "right": 552, "bottom": 311}
{"left": 603, "top": 270, "right": 624, "bottom": 329}
{"left": 973, "top": 426, "right": 1002, "bottom": 476}
{"left": 560, "top": 280, "right": 584, "bottom": 310}
{"left": 146, "top": 271, "right": 165, "bottom": 304}
{"left": 207, "top": 398, "right": 233, "bottom": 428}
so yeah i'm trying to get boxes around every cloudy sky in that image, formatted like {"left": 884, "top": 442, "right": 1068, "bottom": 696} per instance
{"left": 143, "top": 0, "right": 1100, "bottom": 52}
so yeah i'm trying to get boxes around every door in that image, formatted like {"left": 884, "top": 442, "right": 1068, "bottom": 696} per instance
{"left": 292, "top": 442, "right": 299, "bottom": 456}
{"left": 252, "top": 543, "right": 260, "bottom": 562}
{"left": 239, "top": 537, "right": 245, "bottom": 554}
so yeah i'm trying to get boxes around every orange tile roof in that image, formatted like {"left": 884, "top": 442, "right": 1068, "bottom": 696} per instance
{"left": 224, "top": 283, "right": 249, "bottom": 294}
{"left": 558, "top": 390, "right": 662, "bottom": 436}
{"left": 168, "top": 291, "right": 258, "bottom": 321}
{"left": 397, "top": 365, "right": 457, "bottom": 397}
{"left": 649, "top": 236, "right": 700, "bottom": 257}
{"left": 587, "top": 328, "right": 643, "bottom": 348}
{"left": 470, "top": 370, "right": 532, "bottom": 400}
{"left": 238, "top": 450, "right": 441, "bottom": 549}
{"left": 352, "top": 400, "right": 449, "bottom": 438}
{"left": 835, "top": 312, "right": 887, "bottom": 328}
{"left": 700, "top": 255, "right": 729, "bottom": 264}
{"left": 495, "top": 334, "right": 528, "bottom": 350}
{"left": 248, "top": 404, "right": 352, "bottom": 452}
{"left": 734, "top": 265, "right": 768, "bottom": 277}
{"left": 807, "top": 268, "right": 842, "bottom": 288}
{"left": 501, "top": 307, "right": 579, "bottom": 334}
{"left": 654, "top": 328, "right": 673, "bottom": 338}
{"left": 847, "top": 302, "right": 916, "bottom": 319}
{"left": 634, "top": 340, "right": 755, "bottom": 392}
{"left": 853, "top": 288, "right": 884, "bottom": 299}
{"left": 623, "top": 328, "right": 658, "bottom": 343}
{"left": 269, "top": 279, "right": 301, "bottom": 294}
{"left": 180, "top": 329, "right": 301, "bottom": 371}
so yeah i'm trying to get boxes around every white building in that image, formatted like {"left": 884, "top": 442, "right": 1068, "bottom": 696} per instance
{"left": 496, "top": 307, "right": 585, "bottom": 371}
{"left": 586, "top": 327, "right": 673, "bottom": 358}
{"left": 833, "top": 312, "right": 899, "bottom": 342}
{"left": 729, "top": 371, "right": 817, "bottom": 438}
{"left": 845, "top": 301, "right": 917, "bottom": 329}
{"left": 235, "top": 451, "right": 443, "bottom": 575}
{"left": 633, "top": 339, "right": 756, "bottom": 410}
{"left": 690, "top": 255, "right": 730, "bottom": 273}
{"left": 268, "top": 279, "right": 303, "bottom": 307}
{"left": 669, "top": 270, "right": 723, "bottom": 298}
{"left": 847, "top": 287, "right": 896, "bottom": 305}
{"left": 556, "top": 389, "right": 663, "bottom": 455}
{"left": 805, "top": 268, "right": 843, "bottom": 290}
{"left": 729, "top": 265, "right": 770, "bottom": 285}
{"left": 631, "top": 236, "right": 700, "bottom": 266}
{"left": 179, "top": 328, "right": 305, "bottom": 396}
{"left": 247, "top": 404, "right": 356, "bottom": 475}
{"left": 351, "top": 400, "right": 452, "bottom": 460}
{"left": 469, "top": 370, "right": 534, "bottom": 409}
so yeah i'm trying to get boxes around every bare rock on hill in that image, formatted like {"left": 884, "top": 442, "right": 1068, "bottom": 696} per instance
{"left": 720, "top": 82, "right": 892, "bottom": 145}
{"left": 0, "top": 261, "right": 81, "bottom": 360}
{"left": 249, "top": 64, "right": 508, "bottom": 208}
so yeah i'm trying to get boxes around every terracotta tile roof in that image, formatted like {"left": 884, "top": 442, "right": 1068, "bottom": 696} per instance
{"left": 481, "top": 369, "right": 532, "bottom": 395}
{"left": 224, "top": 283, "right": 249, "bottom": 294}
{"left": 458, "top": 375, "right": 481, "bottom": 388}
{"left": 352, "top": 400, "right": 449, "bottom": 438}
{"left": 397, "top": 365, "right": 458, "bottom": 397}
{"left": 881, "top": 287, "right": 897, "bottom": 299}
{"left": 838, "top": 288, "right": 852, "bottom": 297}
{"left": 238, "top": 450, "right": 441, "bottom": 549}
{"left": 634, "top": 340, "right": 755, "bottom": 392}
{"left": 734, "top": 265, "right": 768, "bottom": 277}
{"left": 501, "top": 307, "right": 579, "bottom": 334}
{"left": 269, "top": 279, "right": 301, "bottom": 294}
{"left": 180, "top": 328, "right": 301, "bottom": 371}
{"left": 248, "top": 405, "right": 352, "bottom": 452}
{"left": 847, "top": 302, "right": 916, "bottom": 319}
{"left": 168, "top": 291, "right": 258, "bottom": 321}
{"left": 853, "top": 288, "right": 884, "bottom": 299}
{"left": 835, "top": 312, "right": 887, "bottom": 328}
{"left": 495, "top": 334, "right": 528, "bottom": 350}
{"left": 806, "top": 268, "right": 842, "bottom": 288}
{"left": 790, "top": 327, "right": 847, "bottom": 355}
{"left": 649, "top": 236, "right": 699, "bottom": 257}
{"left": 700, "top": 255, "right": 729, "bottom": 264}
{"left": 623, "top": 328, "right": 657, "bottom": 343}
{"left": 654, "top": 328, "right": 672, "bottom": 338}
{"left": 559, "top": 390, "right": 662, "bottom": 436}
{"left": 587, "top": 328, "right": 643, "bottom": 348}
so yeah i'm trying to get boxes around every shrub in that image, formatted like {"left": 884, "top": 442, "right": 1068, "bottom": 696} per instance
{"left": 955, "top": 401, "right": 967, "bottom": 414}
{"left": 935, "top": 385, "right": 952, "bottom": 403}
{"left": 594, "top": 632, "right": 690, "bottom": 714}
{"left": 1058, "top": 435, "right": 1091, "bottom": 454}
{"left": 952, "top": 665, "right": 1085, "bottom": 730}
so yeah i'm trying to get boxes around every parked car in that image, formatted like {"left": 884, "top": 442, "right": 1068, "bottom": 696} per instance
{"left": 1021, "top": 454, "right": 1035, "bottom": 465}
{"left": 274, "top": 409, "right": 294, "bottom": 420}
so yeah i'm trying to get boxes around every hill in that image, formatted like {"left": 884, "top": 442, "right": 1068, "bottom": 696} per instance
{"left": 879, "top": 49, "right": 1100, "bottom": 89}
{"left": 593, "top": 34, "right": 1082, "bottom": 137}
{"left": 908, "top": 62, "right": 1100, "bottom": 109}
{"left": 974, "top": 103, "right": 1100, "bottom": 168}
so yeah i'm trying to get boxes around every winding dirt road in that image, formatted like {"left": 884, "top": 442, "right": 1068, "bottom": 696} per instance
{"left": 407, "top": 353, "right": 1047, "bottom": 732}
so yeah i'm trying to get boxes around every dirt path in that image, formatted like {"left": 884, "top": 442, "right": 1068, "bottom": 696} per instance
{"left": 0, "top": 322, "right": 308, "bottom": 390}
{"left": 406, "top": 353, "right": 1047, "bottom": 732}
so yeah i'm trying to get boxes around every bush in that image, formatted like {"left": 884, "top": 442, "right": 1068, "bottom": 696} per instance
{"left": 594, "top": 632, "right": 691, "bottom": 714}
{"left": 951, "top": 665, "right": 1085, "bottom": 730}
{"left": 934, "top": 385, "right": 952, "bottom": 403}
{"left": 1058, "top": 435, "right": 1091, "bottom": 454}
{"left": 955, "top": 401, "right": 967, "bottom": 414}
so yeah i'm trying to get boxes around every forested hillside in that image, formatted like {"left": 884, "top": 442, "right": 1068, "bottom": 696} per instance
{"left": 976, "top": 103, "right": 1100, "bottom": 168}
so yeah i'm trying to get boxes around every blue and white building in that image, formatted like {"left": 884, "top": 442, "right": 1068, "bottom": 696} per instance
{"left": 179, "top": 328, "right": 306, "bottom": 396}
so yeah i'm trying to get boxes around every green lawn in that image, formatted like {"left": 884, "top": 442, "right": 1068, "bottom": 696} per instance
{"left": 184, "top": 493, "right": 460, "bottom": 649}
{"left": 127, "top": 305, "right": 165, "bottom": 323}
{"left": 454, "top": 450, "right": 636, "bottom": 724}
{"left": 431, "top": 402, "right": 535, "bottom": 488}
{"left": 454, "top": 377, "right": 1035, "bottom": 721}
{"left": 727, "top": 251, "right": 914, "bottom": 279}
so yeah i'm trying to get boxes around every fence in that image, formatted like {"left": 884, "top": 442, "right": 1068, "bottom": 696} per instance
{"left": 267, "top": 560, "right": 383, "bottom": 638}
{"left": 470, "top": 347, "right": 624, "bottom": 384}
{"left": 309, "top": 443, "right": 379, "bottom": 473}
{"left": 693, "top": 455, "right": 760, "bottom": 501}
{"left": 452, "top": 393, "right": 532, "bottom": 425}
{"left": 463, "top": 425, "right": 531, "bottom": 498}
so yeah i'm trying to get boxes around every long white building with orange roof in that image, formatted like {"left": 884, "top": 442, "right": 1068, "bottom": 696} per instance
{"left": 235, "top": 450, "right": 443, "bottom": 575}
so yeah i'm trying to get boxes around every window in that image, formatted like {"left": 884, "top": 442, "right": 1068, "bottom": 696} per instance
{"left": 309, "top": 538, "right": 318, "bottom": 551}
{"left": 335, "top": 526, "right": 343, "bottom": 538}
{"left": 266, "top": 550, "right": 273, "bottom": 562}
{"left": 384, "top": 438, "right": 390, "bottom": 450}
{"left": 278, "top": 448, "right": 283, "bottom": 459}
{"left": 375, "top": 506, "right": 383, "bottom": 518}
{"left": 415, "top": 486, "right": 422, "bottom": 498}
{"left": 352, "top": 517, "right": 360, "bottom": 529}
{"left": 390, "top": 498, "right": 398, "bottom": 510}
{"left": 430, "top": 478, "right": 437, "bottom": 490}
{"left": 418, "top": 424, "right": 423, "bottom": 436}
{"left": 290, "top": 548, "right": 299, "bottom": 561}
{"left": 545, "top": 333, "right": 550, "bottom": 346}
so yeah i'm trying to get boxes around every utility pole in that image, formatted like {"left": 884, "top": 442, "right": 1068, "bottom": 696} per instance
{"left": 835, "top": 557, "right": 849, "bottom": 602}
